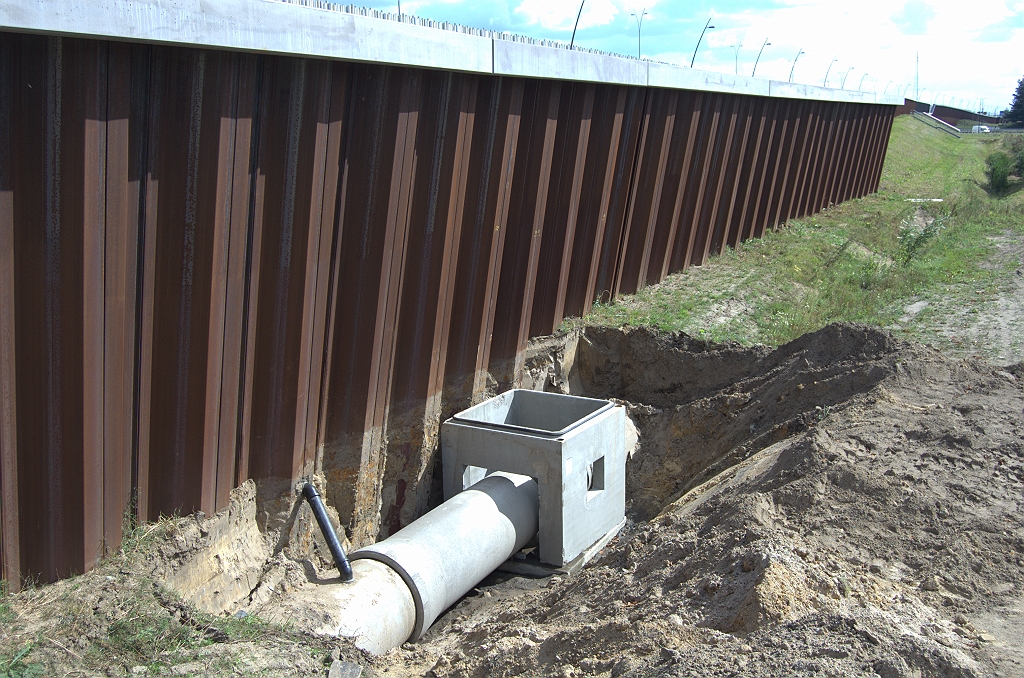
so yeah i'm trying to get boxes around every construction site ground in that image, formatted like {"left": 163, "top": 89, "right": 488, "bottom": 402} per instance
{"left": 2, "top": 319, "right": 1022, "bottom": 678}
{"left": 2, "top": 123, "right": 1023, "bottom": 678}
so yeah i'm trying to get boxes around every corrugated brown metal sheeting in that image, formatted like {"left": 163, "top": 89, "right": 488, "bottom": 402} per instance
{"left": 0, "top": 31, "right": 895, "bottom": 588}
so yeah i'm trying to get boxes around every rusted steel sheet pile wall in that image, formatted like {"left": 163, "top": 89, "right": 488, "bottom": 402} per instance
{"left": 895, "top": 99, "right": 1001, "bottom": 126}
{"left": 0, "top": 32, "right": 894, "bottom": 588}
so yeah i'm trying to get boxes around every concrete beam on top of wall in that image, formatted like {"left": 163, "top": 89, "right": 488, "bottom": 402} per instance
{"left": 769, "top": 80, "right": 901, "bottom": 106}
{"left": 493, "top": 40, "right": 646, "bottom": 87}
{"left": 647, "top": 61, "right": 770, "bottom": 97}
{"left": 0, "top": 0, "right": 903, "bottom": 107}
{"left": 0, "top": 0, "right": 494, "bottom": 73}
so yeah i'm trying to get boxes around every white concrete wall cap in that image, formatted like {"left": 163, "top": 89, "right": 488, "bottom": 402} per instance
{"left": 493, "top": 40, "right": 646, "bottom": 86}
{"left": 647, "top": 62, "right": 770, "bottom": 97}
{"left": 0, "top": 0, "right": 900, "bottom": 105}
{"left": 0, "top": 0, "right": 494, "bottom": 72}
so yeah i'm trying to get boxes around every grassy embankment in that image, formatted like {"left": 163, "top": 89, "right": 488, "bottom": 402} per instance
{"left": 570, "top": 117, "right": 1024, "bottom": 360}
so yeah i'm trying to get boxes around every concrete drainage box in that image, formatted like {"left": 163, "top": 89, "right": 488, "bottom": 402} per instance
{"left": 440, "top": 389, "right": 625, "bottom": 568}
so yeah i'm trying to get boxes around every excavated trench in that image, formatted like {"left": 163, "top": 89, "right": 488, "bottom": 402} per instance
{"left": 159, "top": 323, "right": 903, "bottom": 625}
{"left": 533, "top": 323, "right": 895, "bottom": 521}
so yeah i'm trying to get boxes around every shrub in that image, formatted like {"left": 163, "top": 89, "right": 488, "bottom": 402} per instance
{"left": 986, "top": 151, "right": 1011, "bottom": 192}
{"left": 1005, "top": 135, "right": 1024, "bottom": 176}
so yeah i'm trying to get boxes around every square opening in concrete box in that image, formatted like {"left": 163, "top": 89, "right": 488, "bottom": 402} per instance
{"left": 440, "top": 389, "right": 626, "bottom": 568}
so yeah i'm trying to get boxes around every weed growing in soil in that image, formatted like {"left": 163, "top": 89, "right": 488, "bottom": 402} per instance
{"left": 0, "top": 581, "right": 12, "bottom": 625}
{"left": 0, "top": 641, "right": 41, "bottom": 678}
{"left": 569, "top": 117, "right": 1024, "bottom": 358}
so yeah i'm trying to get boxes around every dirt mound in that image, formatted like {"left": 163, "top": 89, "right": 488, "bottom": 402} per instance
{"left": 375, "top": 323, "right": 1024, "bottom": 678}
{"left": 577, "top": 323, "right": 901, "bottom": 520}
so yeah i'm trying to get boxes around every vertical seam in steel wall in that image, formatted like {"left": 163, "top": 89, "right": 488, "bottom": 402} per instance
{"left": 236, "top": 54, "right": 268, "bottom": 488}
{"left": 472, "top": 77, "right": 522, "bottom": 399}
{"left": 82, "top": 38, "right": 108, "bottom": 571}
{"left": 215, "top": 54, "right": 257, "bottom": 509}
{"left": 732, "top": 97, "right": 769, "bottom": 247}
{"left": 720, "top": 97, "right": 755, "bottom": 252}
{"left": 742, "top": 98, "right": 778, "bottom": 242}
{"left": 659, "top": 91, "right": 702, "bottom": 281}
{"left": 127, "top": 44, "right": 150, "bottom": 526}
{"left": 302, "top": 62, "right": 348, "bottom": 485}
{"left": 635, "top": 90, "right": 677, "bottom": 289}
{"left": 511, "top": 81, "right": 561, "bottom": 379}
{"left": 0, "top": 31, "right": 20, "bottom": 590}
{"left": 427, "top": 74, "right": 476, "bottom": 415}
{"left": 582, "top": 85, "right": 627, "bottom": 313}
{"left": 610, "top": 87, "right": 651, "bottom": 298}
{"left": 102, "top": 42, "right": 134, "bottom": 556}
{"left": 682, "top": 94, "right": 722, "bottom": 269}
{"left": 551, "top": 83, "right": 594, "bottom": 329}
{"left": 873, "top": 109, "right": 895, "bottom": 192}
{"left": 292, "top": 60, "right": 334, "bottom": 480}
{"left": 201, "top": 52, "right": 239, "bottom": 514}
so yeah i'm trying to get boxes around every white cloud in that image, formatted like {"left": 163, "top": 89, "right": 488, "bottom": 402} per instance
{"left": 512, "top": 0, "right": 639, "bottom": 30}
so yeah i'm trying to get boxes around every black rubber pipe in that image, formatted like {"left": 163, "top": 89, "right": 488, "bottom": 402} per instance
{"left": 302, "top": 482, "right": 354, "bottom": 583}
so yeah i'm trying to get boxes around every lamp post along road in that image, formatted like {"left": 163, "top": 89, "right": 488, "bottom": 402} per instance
{"left": 691, "top": 17, "right": 715, "bottom": 68}
{"left": 788, "top": 49, "right": 804, "bottom": 82}
{"left": 840, "top": 66, "right": 853, "bottom": 89}
{"left": 823, "top": 57, "right": 838, "bottom": 87}
{"left": 570, "top": 0, "right": 585, "bottom": 49}
{"left": 752, "top": 38, "right": 771, "bottom": 77}
{"left": 631, "top": 9, "right": 648, "bottom": 59}
{"left": 859, "top": 73, "right": 869, "bottom": 91}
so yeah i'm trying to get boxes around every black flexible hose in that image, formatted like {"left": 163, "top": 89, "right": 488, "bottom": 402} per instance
{"left": 301, "top": 482, "right": 354, "bottom": 583}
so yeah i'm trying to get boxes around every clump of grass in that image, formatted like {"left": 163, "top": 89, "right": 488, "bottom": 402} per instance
{"left": 0, "top": 581, "right": 12, "bottom": 625}
{"left": 987, "top": 151, "right": 1011, "bottom": 192}
{"left": 0, "top": 641, "right": 41, "bottom": 678}
{"left": 897, "top": 213, "right": 946, "bottom": 266}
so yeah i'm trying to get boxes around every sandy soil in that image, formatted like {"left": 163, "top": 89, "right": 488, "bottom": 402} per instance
{"left": 2, "top": 322, "right": 1022, "bottom": 678}
{"left": 362, "top": 324, "right": 1023, "bottom": 678}
{"left": 896, "top": 229, "right": 1024, "bottom": 365}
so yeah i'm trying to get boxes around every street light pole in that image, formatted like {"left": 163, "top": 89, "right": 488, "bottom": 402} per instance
{"left": 631, "top": 9, "right": 648, "bottom": 60}
{"left": 823, "top": 56, "right": 838, "bottom": 87}
{"left": 570, "top": 0, "right": 585, "bottom": 49}
{"left": 858, "top": 73, "right": 869, "bottom": 91}
{"left": 733, "top": 39, "right": 743, "bottom": 75}
{"left": 691, "top": 17, "right": 715, "bottom": 68}
{"left": 840, "top": 66, "right": 853, "bottom": 89}
{"left": 751, "top": 38, "right": 771, "bottom": 77}
{"left": 788, "top": 49, "right": 804, "bottom": 82}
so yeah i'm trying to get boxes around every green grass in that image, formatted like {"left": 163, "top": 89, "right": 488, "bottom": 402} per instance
{"left": 569, "top": 117, "right": 1024, "bottom": 350}
{"left": 0, "top": 518, "right": 331, "bottom": 677}
{"left": 0, "top": 583, "right": 40, "bottom": 678}
{"left": 0, "top": 581, "right": 12, "bottom": 625}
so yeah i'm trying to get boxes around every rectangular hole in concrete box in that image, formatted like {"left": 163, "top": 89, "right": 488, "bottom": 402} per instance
{"left": 453, "top": 389, "right": 612, "bottom": 436}
{"left": 587, "top": 456, "right": 604, "bottom": 501}
{"left": 462, "top": 465, "right": 488, "bottom": 490}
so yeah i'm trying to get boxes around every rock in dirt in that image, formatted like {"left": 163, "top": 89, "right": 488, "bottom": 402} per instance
{"left": 329, "top": 659, "right": 363, "bottom": 678}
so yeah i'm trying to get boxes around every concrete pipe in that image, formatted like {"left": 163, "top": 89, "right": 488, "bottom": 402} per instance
{"left": 351, "top": 471, "right": 538, "bottom": 643}
{"left": 314, "top": 558, "right": 417, "bottom": 654}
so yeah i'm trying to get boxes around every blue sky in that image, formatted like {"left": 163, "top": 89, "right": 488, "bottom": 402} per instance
{"left": 362, "top": 0, "right": 1023, "bottom": 113}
